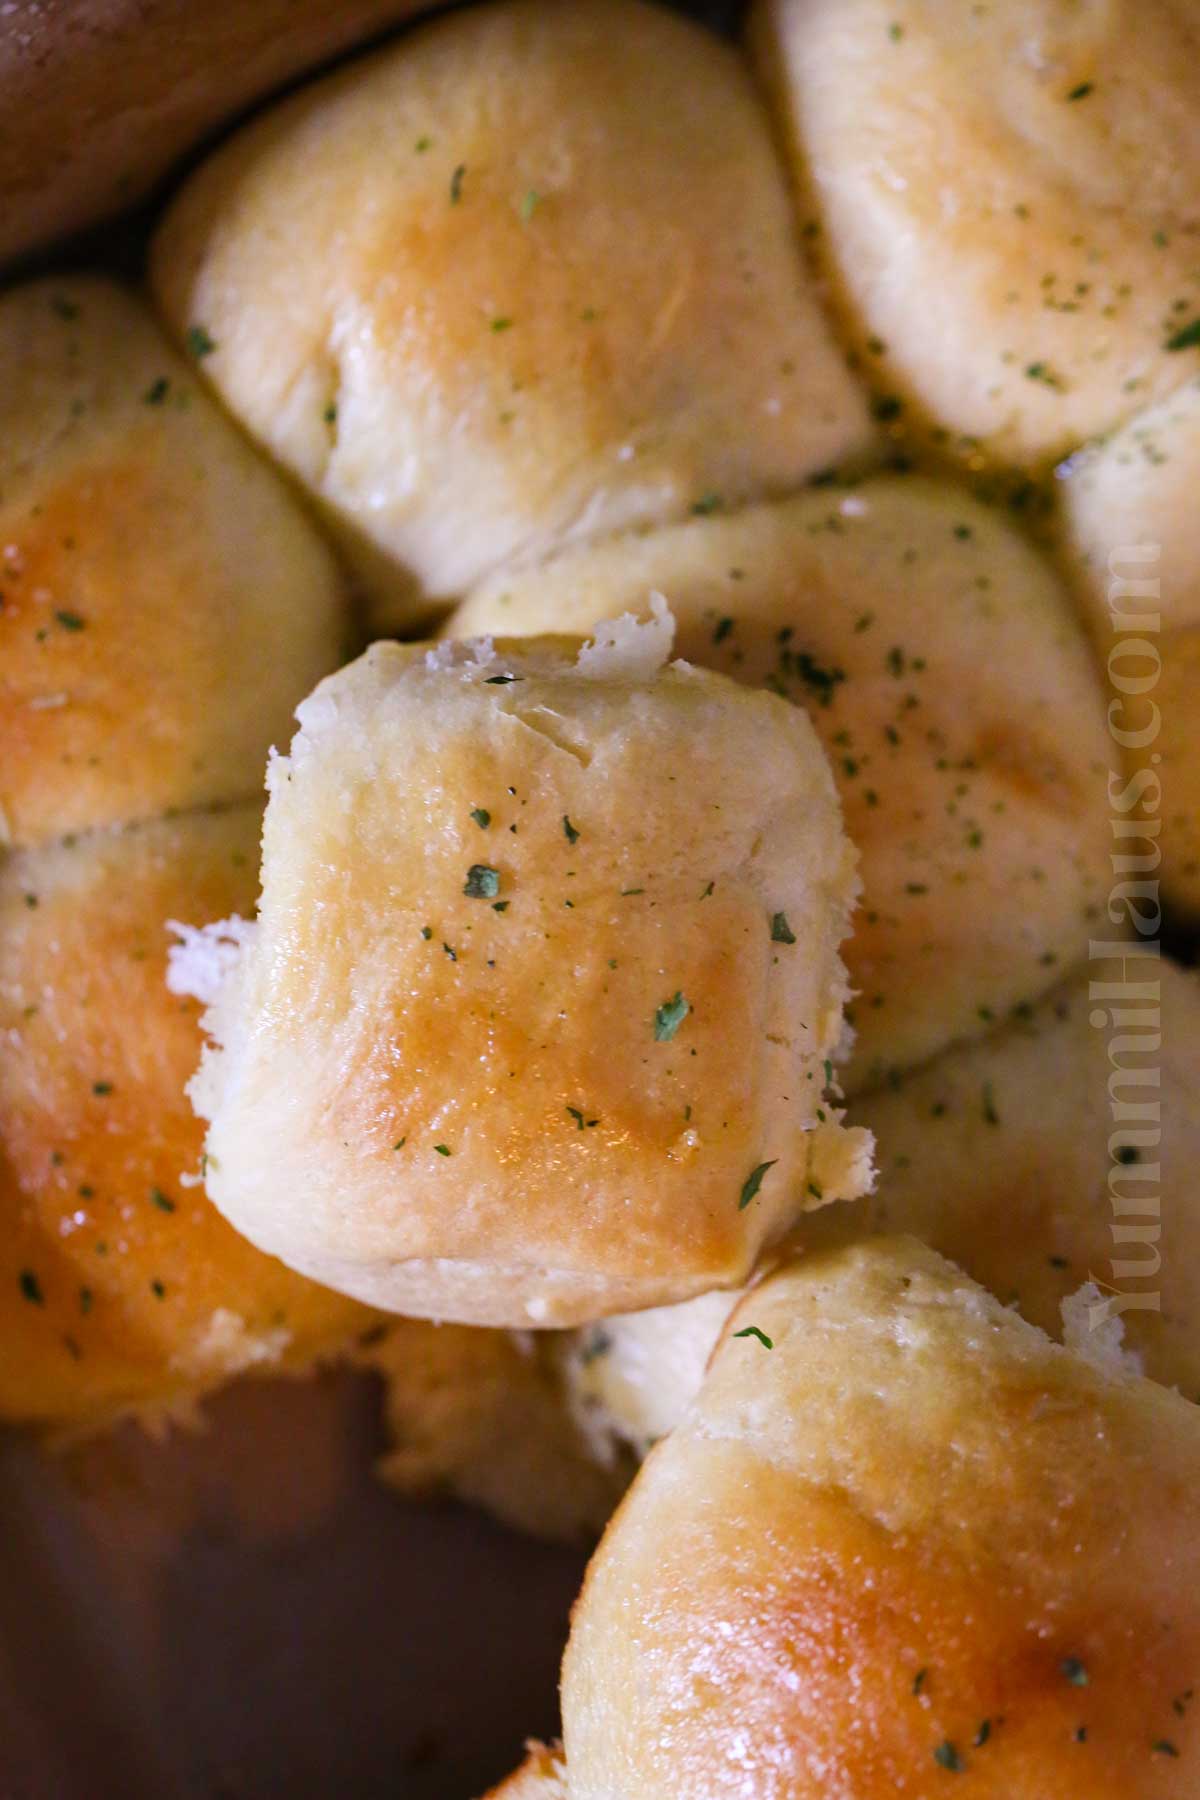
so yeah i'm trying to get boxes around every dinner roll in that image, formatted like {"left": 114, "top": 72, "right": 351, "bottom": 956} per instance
{"left": 557, "top": 1239, "right": 1200, "bottom": 1798}
{"left": 1056, "top": 376, "right": 1200, "bottom": 913}
{"left": 151, "top": 0, "right": 875, "bottom": 629}
{"left": 451, "top": 478, "right": 1112, "bottom": 1090}
{"left": 0, "top": 806, "right": 371, "bottom": 1430}
{"left": 0, "top": 277, "right": 348, "bottom": 850}
{"left": 178, "top": 616, "right": 871, "bottom": 1328}
{"left": 754, "top": 0, "right": 1200, "bottom": 469}
{"left": 0, "top": 0, "right": 431, "bottom": 266}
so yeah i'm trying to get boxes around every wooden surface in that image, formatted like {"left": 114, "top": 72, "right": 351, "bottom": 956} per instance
{"left": 0, "top": 0, "right": 434, "bottom": 268}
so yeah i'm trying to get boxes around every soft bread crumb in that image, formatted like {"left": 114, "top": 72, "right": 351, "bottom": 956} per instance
{"left": 575, "top": 592, "right": 674, "bottom": 679}
{"left": 806, "top": 1119, "right": 874, "bottom": 1207}
{"left": 170, "top": 1306, "right": 292, "bottom": 1380}
{"left": 423, "top": 635, "right": 499, "bottom": 676}
{"left": 1062, "top": 1282, "right": 1145, "bottom": 1379}
{"left": 167, "top": 915, "right": 257, "bottom": 1006}
{"left": 167, "top": 916, "right": 259, "bottom": 1134}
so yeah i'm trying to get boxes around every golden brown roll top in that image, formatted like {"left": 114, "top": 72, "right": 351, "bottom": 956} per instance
{"left": 0, "top": 805, "right": 374, "bottom": 1430}
{"left": 180, "top": 621, "right": 872, "bottom": 1328}
{"left": 558, "top": 1240, "right": 1200, "bottom": 1798}
{"left": 0, "top": 277, "right": 349, "bottom": 850}
{"left": 754, "top": 0, "right": 1200, "bottom": 470}
{"left": 450, "top": 478, "right": 1112, "bottom": 1091}
{"left": 1056, "top": 375, "right": 1200, "bottom": 914}
{"left": 151, "top": 0, "right": 875, "bottom": 628}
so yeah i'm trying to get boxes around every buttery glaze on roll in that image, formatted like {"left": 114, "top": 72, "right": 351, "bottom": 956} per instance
{"left": 150, "top": 0, "right": 875, "bottom": 628}
{"left": 508, "top": 1240, "right": 1200, "bottom": 1799}
{"left": 754, "top": 0, "right": 1200, "bottom": 469}
{"left": 451, "top": 478, "right": 1112, "bottom": 1091}
{"left": 0, "top": 277, "right": 348, "bottom": 850}
{"left": 1056, "top": 376, "right": 1200, "bottom": 914}
{"left": 0, "top": 806, "right": 372, "bottom": 1430}
{"left": 176, "top": 614, "right": 871, "bottom": 1328}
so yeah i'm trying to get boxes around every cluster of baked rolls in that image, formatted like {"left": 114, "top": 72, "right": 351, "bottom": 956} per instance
{"left": 0, "top": 276, "right": 612, "bottom": 1534}
{"left": 3, "top": 0, "right": 1198, "bottom": 1792}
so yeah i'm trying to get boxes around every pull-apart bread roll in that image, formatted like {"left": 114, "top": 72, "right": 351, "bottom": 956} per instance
{"left": 178, "top": 616, "right": 872, "bottom": 1328}
{"left": 1057, "top": 376, "right": 1200, "bottom": 913}
{"left": 0, "top": 807, "right": 373, "bottom": 1430}
{"left": 150, "top": 0, "right": 875, "bottom": 629}
{"left": 451, "top": 478, "right": 1112, "bottom": 1091}
{"left": 525, "top": 1240, "right": 1200, "bottom": 1799}
{"left": 754, "top": 0, "right": 1200, "bottom": 469}
{"left": 0, "top": 277, "right": 347, "bottom": 849}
